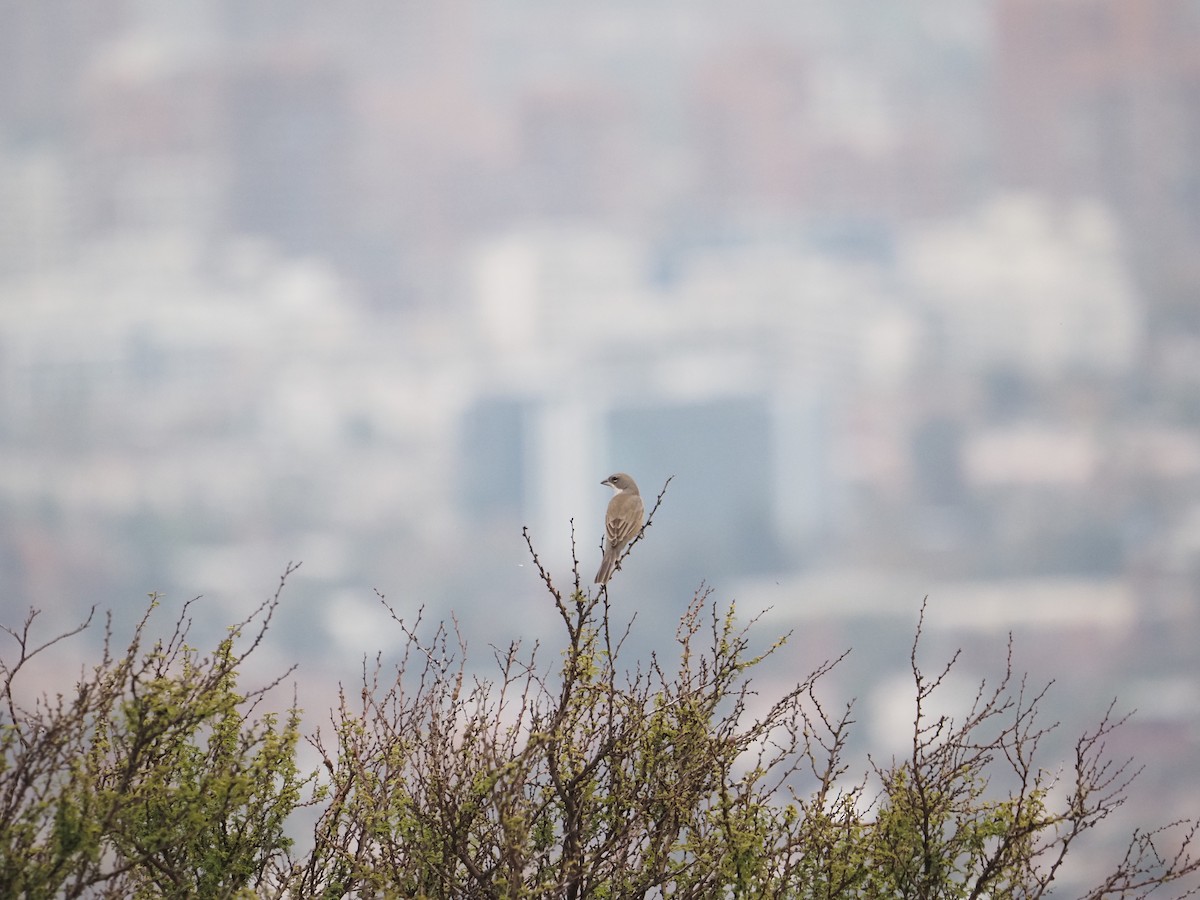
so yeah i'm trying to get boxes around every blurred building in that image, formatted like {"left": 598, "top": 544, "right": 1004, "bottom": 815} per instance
{"left": 899, "top": 194, "right": 1142, "bottom": 379}
{"left": 689, "top": 41, "right": 814, "bottom": 215}
{"left": 224, "top": 57, "right": 351, "bottom": 258}
{"left": 515, "top": 83, "right": 636, "bottom": 219}
{"left": 996, "top": 0, "right": 1200, "bottom": 323}
{"left": 0, "top": 0, "right": 128, "bottom": 141}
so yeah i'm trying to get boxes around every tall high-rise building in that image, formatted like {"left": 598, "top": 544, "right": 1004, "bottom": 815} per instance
{"left": 0, "top": 0, "right": 129, "bottom": 141}
{"left": 996, "top": 0, "right": 1200, "bottom": 322}
{"left": 223, "top": 58, "right": 351, "bottom": 257}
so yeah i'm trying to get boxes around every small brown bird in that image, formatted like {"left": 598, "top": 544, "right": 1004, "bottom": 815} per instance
{"left": 595, "top": 472, "right": 645, "bottom": 585}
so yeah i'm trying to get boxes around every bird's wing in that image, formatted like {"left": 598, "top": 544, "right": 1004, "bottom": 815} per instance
{"left": 607, "top": 494, "right": 645, "bottom": 546}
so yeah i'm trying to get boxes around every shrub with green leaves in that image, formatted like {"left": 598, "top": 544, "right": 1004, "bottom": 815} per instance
{"left": 0, "top": 574, "right": 306, "bottom": 900}
{"left": 1, "top": 506, "right": 1198, "bottom": 898}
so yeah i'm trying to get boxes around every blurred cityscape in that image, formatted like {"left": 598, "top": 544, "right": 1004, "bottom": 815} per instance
{"left": 2, "top": 0, "right": 1199, "bottom": 875}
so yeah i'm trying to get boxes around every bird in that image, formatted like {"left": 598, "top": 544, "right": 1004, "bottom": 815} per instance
{"left": 595, "top": 472, "right": 645, "bottom": 585}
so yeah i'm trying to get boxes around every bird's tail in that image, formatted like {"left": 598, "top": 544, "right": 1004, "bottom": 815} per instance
{"left": 594, "top": 548, "right": 618, "bottom": 585}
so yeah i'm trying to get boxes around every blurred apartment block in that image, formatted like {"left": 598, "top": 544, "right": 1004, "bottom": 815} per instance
{"left": 997, "top": 0, "right": 1200, "bottom": 324}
